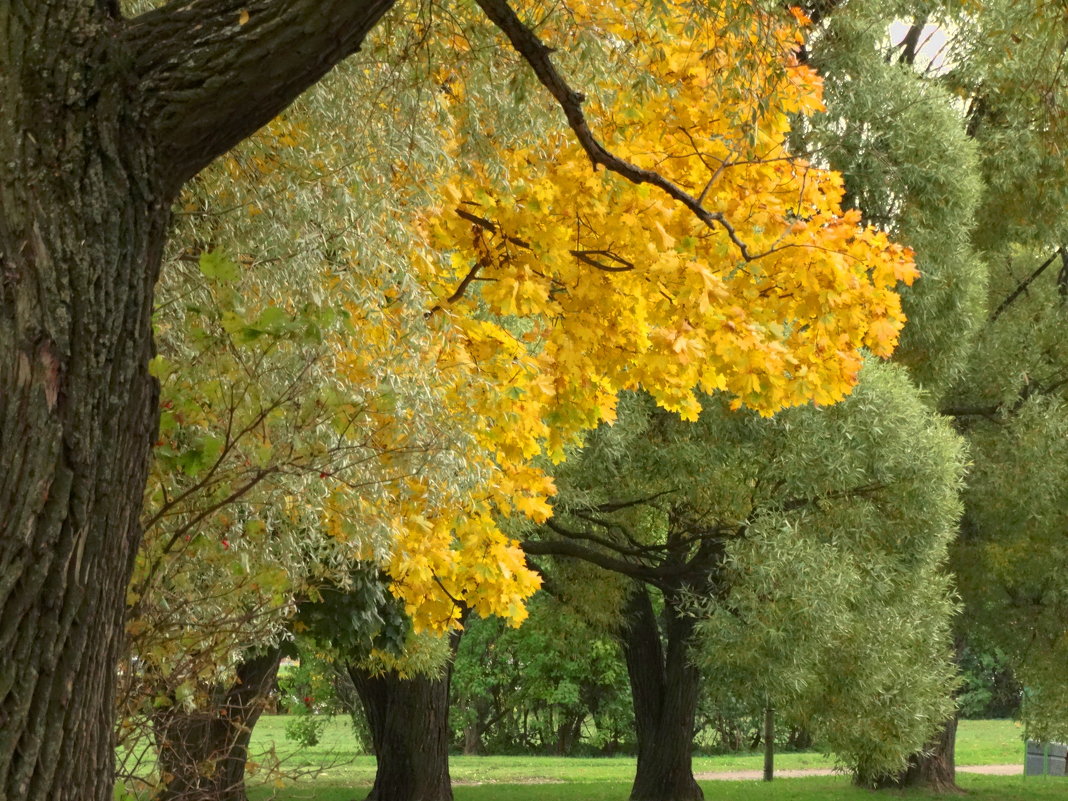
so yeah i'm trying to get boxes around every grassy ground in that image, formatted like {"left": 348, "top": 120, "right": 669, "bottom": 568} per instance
{"left": 250, "top": 774, "right": 1067, "bottom": 801}
{"left": 242, "top": 717, "right": 1031, "bottom": 799}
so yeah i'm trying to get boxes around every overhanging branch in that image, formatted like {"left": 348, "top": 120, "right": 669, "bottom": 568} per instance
{"left": 123, "top": 0, "right": 397, "bottom": 195}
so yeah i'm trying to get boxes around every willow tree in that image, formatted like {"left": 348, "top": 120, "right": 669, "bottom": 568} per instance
{"left": 526, "top": 361, "right": 963, "bottom": 801}
{"left": 797, "top": 0, "right": 1068, "bottom": 789}
{"left": 1, "top": 1, "right": 918, "bottom": 799}
{"left": 790, "top": 1, "right": 983, "bottom": 787}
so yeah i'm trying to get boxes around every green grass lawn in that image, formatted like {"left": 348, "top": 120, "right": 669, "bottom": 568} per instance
{"left": 241, "top": 717, "right": 1032, "bottom": 800}
{"left": 954, "top": 718, "right": 1027, "bottom": 765}
{"left": 250, "top": 774, "right": 1066, "bottom": 801}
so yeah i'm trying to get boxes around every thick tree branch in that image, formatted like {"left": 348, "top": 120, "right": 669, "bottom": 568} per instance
{"left": 939, "top": 405, "right": 1001, "bottom": 419}
{"left": 893, "top": 17, "right": 928, "bottom": 67}
{"left": 547, "top": 517, "right": 661, "bottom": 560}
{"left": 472, "top": 0, "right": 774, "bottom": 262}
{"left": 595, "top": 490, "right": 675, "bottom": 513}
{"left": 123, "top": 0, "right": 397, "bottom": 195}
{"left": 521, "top": 537, "right": 671, "bottom": 588}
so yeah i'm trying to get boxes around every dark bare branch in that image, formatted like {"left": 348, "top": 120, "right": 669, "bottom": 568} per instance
{"left": 548, "top": 517, "right": 663, "bottom": 559}
{"left": 893, "top": 17, "right": 928, "bottom": 66}
{"left": 472, "top": 0, "right": 772, "bottom": 262}
{"left": 990, "top": 249, "right": 1062, "bottom": 321}
{"left": 595, "top": 490, "right": 676, "bottom": 513}
{"left": 522, "top": 537, "right": 671, "bottom": 588}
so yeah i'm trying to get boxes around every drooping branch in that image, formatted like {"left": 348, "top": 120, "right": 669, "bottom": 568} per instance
{"left": 472, "top": 0, "right": 771, "bottom": 263}
{"left": 122, "top": 0, "right": 397, "bottom": 195}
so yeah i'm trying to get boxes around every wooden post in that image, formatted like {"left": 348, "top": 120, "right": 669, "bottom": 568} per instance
{"left": 763, "top": 707, "right": 775, "bottom": 782}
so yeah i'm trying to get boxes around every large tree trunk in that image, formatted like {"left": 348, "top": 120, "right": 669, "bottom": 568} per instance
{"left": 0, "top": 3, "right": 395, "bottom": 799}
{"left": 0, "top": 14, "right": 166, "bottom": 801}
{"left": 346, "top": 656, "right": 455, "bottom": 801}
{"left": 152, "top": 647, "right": 283, "bottom": 801}
{"left": 869, "top": 715, "right": 960, "bottom": 793}
{"left": 621, "top": 587, "right": 703, "bottom": 801}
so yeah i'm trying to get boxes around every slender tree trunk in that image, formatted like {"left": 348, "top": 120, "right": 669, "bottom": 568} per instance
{"left": 555, "top": 714, "right": 583, "bottom": 755}
{"left": 462, "top": 694, "right": 491, "bottom": 755}
{"left": 868, "top": 715, "right": 960, "bottom": 792}
{"left": 152, "top": 647, "right": 283, "bottom": 801}
{"left": 346, "top": 662, "right": 455, "bottom": 801}
{"left": 621, "top": 587, "right": 703, "bottom": 801}
{"left": 463, "top": 723, "right": 483, "bottom": 756}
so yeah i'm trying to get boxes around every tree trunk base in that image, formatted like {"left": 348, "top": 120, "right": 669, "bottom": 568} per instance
{"left": 154, "top": 648, "right": 282, "bottom": 801}
{"left": 862, "top": 716, "right": 961, "bottom": 793}
{"left": 348, "top": 657, "right": 455, "bottom": 801}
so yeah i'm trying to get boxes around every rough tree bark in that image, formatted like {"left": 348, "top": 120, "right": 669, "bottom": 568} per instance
{"left": 152, "top": 647, "right": 283, "bottom": 801}
{"left": 621, "top": 587, "right": 704, "bottom": 801}
{"left": 0, "top": 2, "right": 395, "bottom": 799}
{"left": 346, "top": 651, "right": 457, "bottom": 801}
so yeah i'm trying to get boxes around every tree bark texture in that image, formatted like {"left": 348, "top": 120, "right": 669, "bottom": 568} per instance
{"left": 347, "top": 658, "right": 455, "bottom": 801}
{"left": 870, "top": 715, "right": 960, "bottom": 793}
{"left": 0, "top": 2, "right": 395, "bottom": 799}
{"left": 621, "top": 587, "right": 704, "bottom": 801}
{"left": 152, "top": 647, "right": 282, "bottom": 801}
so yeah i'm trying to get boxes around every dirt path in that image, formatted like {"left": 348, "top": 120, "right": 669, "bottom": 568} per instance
{"left": 695, "top": 764, "right": 1022, "bottom": 781}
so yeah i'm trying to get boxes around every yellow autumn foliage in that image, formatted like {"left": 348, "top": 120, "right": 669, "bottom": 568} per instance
{"left": 141, "top": 0, "right": 916, "bottom": 639}
{"left": 377, "top": 0, "right": 915, "bottom": 629}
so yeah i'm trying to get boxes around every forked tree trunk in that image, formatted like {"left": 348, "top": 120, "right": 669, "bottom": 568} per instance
{"left": 152, "top": 647, "right": 283, "bottom": 801}
{"left": 346, "top": 658, "right": 455, "bottom": 801}
{"left": 621, "top": 587, "right": 703, "bottom": 801}
{"left": 868, "top": 715, "right": 960, "bottom": 793}
{"left": 0, "top": 2, "right": 395, "bottom": 799}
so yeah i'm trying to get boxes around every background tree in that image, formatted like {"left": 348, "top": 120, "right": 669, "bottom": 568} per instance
{"left": 798, "top": 0, "right": 1068, "bottom": 789}
{"left": 451, "top": 598, "right": 633, "bottom": 756}
{"left": 526, "top": 361, "right": 963, "bottom": 801}
{"left": 936, "top": 0, "right": 1068, "bottom": 748}
{"left": 792, "top": 1, "right": 983, "bottom": 786}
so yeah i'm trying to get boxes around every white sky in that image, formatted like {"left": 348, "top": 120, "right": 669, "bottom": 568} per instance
{"left": 888, "top": 19, "right": 952, "bottom": 75}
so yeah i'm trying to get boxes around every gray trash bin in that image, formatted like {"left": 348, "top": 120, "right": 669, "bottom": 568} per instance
{"left": 1049, "top": 743, "right": 1067, "bottom": 777}
{"left": 1026, "top": 740, "right": 1067, "bottom": 776}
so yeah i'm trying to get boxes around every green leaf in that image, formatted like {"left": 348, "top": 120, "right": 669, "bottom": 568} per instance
{"left": 255, "top": 306, "right": 290, "bottom": 333}
{"left": 199, "top": 251, "right": 241, "bottom": 283}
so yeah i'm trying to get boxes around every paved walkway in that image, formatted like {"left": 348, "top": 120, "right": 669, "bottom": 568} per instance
{"left": 696, "top": 764, "right": 1021, "bottom": 781}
